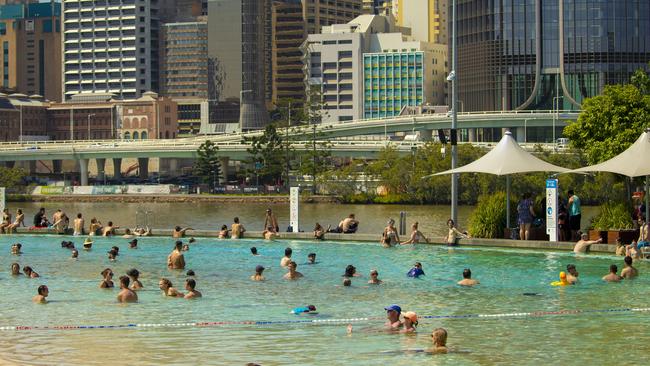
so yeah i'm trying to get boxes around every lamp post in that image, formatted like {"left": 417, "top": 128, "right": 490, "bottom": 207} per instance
{"left": 19, "top": 105, "right": 23, "bottom": 143}
{"left": 87, "top": 113, "right": 95, "bottom": 140}
{"left": 449, "top": 0, "right": 459, "bottom": 224}
{"left": 285, "top": 101, "right": 291, "bottom": 190}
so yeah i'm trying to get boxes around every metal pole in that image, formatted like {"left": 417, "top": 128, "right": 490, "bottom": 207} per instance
{"left": 286, "top": 102, "right": 291, "bottom": 190}
{"left": 450, "top": 0, "right": 458, "bottom": 224}
{"left": 19, "top": 105, "right": 23, "bottom": 143}
{"left": 646, "top": 175, "right": 649, "bottom": 224}
{"left": 70, "top": 107, "right": 74, "bottom": 141}
{"left": 506, "top": 175, "right": 511, "bottom": 230}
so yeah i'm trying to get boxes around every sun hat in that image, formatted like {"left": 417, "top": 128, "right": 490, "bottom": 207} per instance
{"left": 83, "top": 238, "right": 93, "bottom": 245}
{"left": 402, "top": 311, "right": 418, "bottom": 323}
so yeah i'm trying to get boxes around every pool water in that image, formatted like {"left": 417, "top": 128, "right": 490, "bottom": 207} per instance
{"left": 1, "top": 235, "right": 649, "bottom": 365}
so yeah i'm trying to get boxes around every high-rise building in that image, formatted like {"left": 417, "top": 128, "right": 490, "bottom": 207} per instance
{"left": 362, "top": 0, "right": 390, "bottom": 15}
{"left": 301, "top": 0, "right": 363, "bottom": 35}
{"left": 61, "top": 0, "right": 160, "bottom": 100}
{"left": 457, "top": 0, "right": 650, "bottom": 115}
{"left": 396, "top": 0, "right": 448, "bottom": 44}
{"left": 161, "top": 21, "right": 208, "bottom": 100}
{"left": 304, "top": 14, "right": 446, "bottom": 123}
{"left": 0, "top": 1, "right": 62, "bottom": 101}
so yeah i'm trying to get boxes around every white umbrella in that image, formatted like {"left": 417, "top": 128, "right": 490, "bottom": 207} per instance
{"left": 427, "top": 131, "right": 570, "bottom": 228}
{"left": 568, "top": 128, "right": 650, "bottom": 222}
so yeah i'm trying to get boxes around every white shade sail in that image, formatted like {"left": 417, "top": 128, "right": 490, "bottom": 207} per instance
{"left": 568, "top": 129, "right": 650, "bottom": 177}
{"left": 432, "top": 131, "right": 570, "bottom": 176}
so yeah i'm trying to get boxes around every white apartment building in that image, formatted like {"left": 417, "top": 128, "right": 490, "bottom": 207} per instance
{"left": 62, "top": 0, "right": 159, "bottom": 100}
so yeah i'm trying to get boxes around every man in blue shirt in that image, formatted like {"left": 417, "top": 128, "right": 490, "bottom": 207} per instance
{"left": 407, "top": 262, "right": 425, "bottom": 278}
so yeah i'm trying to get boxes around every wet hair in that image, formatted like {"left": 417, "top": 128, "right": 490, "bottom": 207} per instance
{"left": 186, "top": 278, "right": 196, "bottom": 290}
{"left": 250, "top": 247, "right": 258, "bottom": 255}
{"left": 307, "top": 305, "right": 316, "bottom": 311}
{"left": 344, "top": 265, "right": 356, "bottom": 277}
{"left": 314, "top": 223, "right": 323, "bottom": 230}
{"left": 107, "top": 249, "right": 118, "bottom": 258}
{"left": 370, "top": 269, "right": 378, "bottom": 275}
{"left": 101, "top": 268, "right": 113, "bottom": 277}
{"left": 284, "top": 247, "right": 292, "bottom": 257}
{"left": 17, "top": 209, "right": 22, "bottom": 214}
{"left": 119, "top": 275, "right": 130, "bottom": 288}
{"left": 186, "top": 270, "right": 195, "bottom": 276}
{"left": 112, "top": 246, "right": 119, "bottom": 253}
{"left": 39, "top": 208, "right": 45, "bottom": 212}
{"left": 37, "top": 285, "right": 48, "bottom": 295}
{"left": 90, "top": 218, "right": 97, "bottom": 224}
{"left": 349, "top": 213, "right": 355, "bottom": 218}
{"left": 175, "top": 240, "right": 183, "bottom": 250}
{"left": 432, "top": 328, "right": 447, "bottom": 345}
{"left": 175, "top": 226, "right": 182, "bottom": 231}
{"left": 23, "top": 266, "right": 33, "bottom": 274}
{"left": 221, "top": 225, "right": 228, "bottom": 230}
{"left": 234, "top": 217, "right": 240, "bottom": 223}
{"left": 77, "top": 213, "right": 82, "bottom": 218}
{"left": 566, "top": 264, "right": 576, "bottom": 272}
{"left": 160, "top": 278, "right": 172, "bottom": 288}
{"left": 126, "top": 268, "right": 140, "bottom": 278}
{"left": 11, "top": 262, "right": 20, "bottom": 271}
{"left": 308, "top": 253, "right": 316, "bottom": 258}
{"left": 624, "top": 256, "right": 633, "bottom": 266}
{"left": 610, "top": 264, "right": 618, "bottom": 273}
{"left": 463, "top": 268, "right": 472, "bottom": 279}
{"left": 288, "top": 261, "right": 297, "bottom": 268}
{"left": 343, "top": 278, "right": 352, "bottom": 286}
{"left": 189, "top": 238, "right": 196, "bottom": 243}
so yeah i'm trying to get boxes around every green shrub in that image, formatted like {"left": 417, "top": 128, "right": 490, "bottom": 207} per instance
{"left": 590, "top": 202, "right": 634, "bottom": 230}
{"left": 468, "top": 192, "right": 516, "bottom": 238}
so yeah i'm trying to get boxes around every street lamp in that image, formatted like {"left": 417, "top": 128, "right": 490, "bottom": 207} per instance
{"left": 19, "top": 105, "right": 23, "bottom": 143}
{"left": 449, "top": 0, "right": 459, "bottom": 224}
{"left": 87, "top": 113, "right": 95, "bottom": 140}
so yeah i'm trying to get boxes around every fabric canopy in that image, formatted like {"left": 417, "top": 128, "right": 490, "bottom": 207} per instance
{"left": 432, "top": 131, "right": 570, "bottom": 176}
{"left": 568, "top": 129, "right": 650, "bottom": 177}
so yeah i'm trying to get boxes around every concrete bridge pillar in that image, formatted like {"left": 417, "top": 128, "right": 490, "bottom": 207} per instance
{"left": 468, "top": 128, "right": 477, "bottom": 143}
{"left": 96, "top": 158, "right": 106, "bottom": 184}
{"left": 138, "top": 158, "right": 149, "bottom": 180}
{"left": 219, "top": 157, "right": 229, "bottom": 184}
{"left": 112, "top": 158, "right": 122, "bottom": 180}
{"left": 52, "top": 160, "right": 62, "bottom": 174}
{"left": 169, "top": 158, "right": 179, "bottom": 175}
{"left": 515, "top": 127, "right": 525, "bottom": 143}
{"left": 28, "top": 160, "right": 37, "bottom": 174}
{"left": 79, "top": 159, "right": 89, "bottom": 186}
{"left": 4, "top": 161, "right": 15, "bottom": 168}
{"left": 419, "top": 129, "right": 433, "bottom": 141}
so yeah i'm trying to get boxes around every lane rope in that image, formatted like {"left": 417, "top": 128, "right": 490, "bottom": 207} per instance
{"left": 3, "top": 307, "right": 650, "bottom": 331}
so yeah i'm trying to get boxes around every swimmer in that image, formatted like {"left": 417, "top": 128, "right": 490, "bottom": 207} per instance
{"left": 401, "top": 222, "right": 429, "bottom": 244}
{"left": 184, "top": 279, "right": 202, "bottom": 299}
{"left": 407, "top": 262, "right": 425, "bottom": 278}
{"left": 573, "top": 233, "right": 602, "bottom": 254}
{"left": 99, "top": 268, "right": 114, "bottom": 288}
{"left": 102, "top": 221, "right": 119, "bottom": 236}
{"left": 368, "top": 269, "right": 382, "bottom": 284}
{"left": 445, "top": 219, "right": 469, "bottom": 246}
{"left": 566, "top": 264, "right": 579, "bottom": 284}
{"left": 71, "top": 249, "right": 79, "bottom": 259}
{"left": 292, "top": 305, "right": 317, "bottom": 314}
{"left": 33, "top": 285, "right": 49, "bottom": 304}
{"left": 626, "top": 241, "right": 641, "bottom": 259}
{"left": 551, "top": 271, "right": 570, "bottom": 286}
{"left": 11, "top": 243, "right": 22, "bottom": 255}
{"left": 117, "top": 276, "right": 138, "bottom": 303}
{"left": 73, "top": 213, "right": 85, "bottom": 236}
{"left": 218, "top": 225, "right": 229, "bottom": 239}
{"left": 343, "top": 265, "right": 360, "bottom": 278}
{"left": 263, "top": 208, "right": 279, "bottom": 233}
{"left": 250, "top": 247, "right": 259, "bottom": 256}
{"left": 107, "top": 249, "right": 118, "bottom": 261}
{"left": 307, "top": 253, "right": 317, "bottom": 264}
{"left": 23, "top": 266, "right": 39, "bottom": 278}
{"left": 621, "top": 256, "right": 638, "bottom": 279}
{"left": 615, "top": 238, "right": 626, "bottom": 256}
{"left": 342, "top": 278, "right": 352, "bottom": 287}
{"left": 11, "top": 262, "right": 22, "bottom": 276}
{"left": 127, "top": 268, "right": 143, "bottom": 290}
{"left": 231, "top": 217, "right": 246, "bottom": 239}
{"left": 384, "top": 304, "right": 402, "bottom": 329}
{"left": 129, "top": 239, "right": 138, "bottom": 249}
{"left": 188, "top": 237, "right": 196, "bottom": 244}
{"left": 281, "top": 247, "right": 292, "bottom": 268}
{"left": 182, "top": 243, "right": 190, "bottom": 251}
{"left": 122, "top": 228, "right": 134, "bottom": 239}
{"left": 283, "top": 261, "right": 303, "bottom": 280}
{"left": 401, "top": 311, "right": 418, "bottom": 333}
{"left": 186, "top": 270, "right": 195, "bottom": 276}
{"left": 430, "top": 328, "right": 449, "bottom": 354}
{"left": 251, "top": 265, "right": 265, "bottom": 281}
{"left": 263, "top": 226, "right": 278, "bottom": 240}
{"left": 83, "top": 237, "right": 93, "bottom": 250}
{"left": 602, "top": 264, "right": 623, "bottom": 282}
{"left": 159, "top": 278, "right": 184, "bottom": 297}
{"left": 167, "top": 241, "right": 186, "bottom": 269}
{"left": 172, "top": 226, "right": 193, "bottom": 238}
{"left": 112, "top": 246, "right": 120, "bottom": 256}
{"left": 457, "top": 268, "right": 479, "bottom": 286}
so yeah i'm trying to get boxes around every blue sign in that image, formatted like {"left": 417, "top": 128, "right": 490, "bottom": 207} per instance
{"left": 546, "top": 179, "right": 557, "bottom": 188}
{"left": 547, "top": 207, "right": 553, "bottom": 215}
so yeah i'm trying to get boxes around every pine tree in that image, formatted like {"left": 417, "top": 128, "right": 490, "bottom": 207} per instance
{"left": 193, "top": 140, "right": 222, "bottom": 187}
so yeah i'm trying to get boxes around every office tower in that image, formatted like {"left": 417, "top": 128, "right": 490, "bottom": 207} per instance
{"left": 61, "top": 0, "right": 160, "bottom": 100}
{"left": 301, "top": 0, "right": 363, "bottom": 35}
{"left": 457, "top": 0, "right": 650, "bottom": 113}
{"left": 161, "top": 21, "right": 207, "bottom": 99}
{"left": 362, "top": 0, "right": 390, "bottom": 15}
{"left": 0, "top": 1, "right": 62, "bottom": 101}
{"left": 396, "top": 0, "right": 448, "bottom": 44}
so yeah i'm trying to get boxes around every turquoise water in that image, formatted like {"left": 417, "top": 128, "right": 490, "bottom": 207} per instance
{"left": 1, "top": 235, "right": 649, "bottom": 365}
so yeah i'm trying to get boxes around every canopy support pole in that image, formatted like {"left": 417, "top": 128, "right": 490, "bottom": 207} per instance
{"left": 646, "top": 175, "right": 649, "bottom": 223}
{"left": 506, "top": 175, "right": 511, "bottom": 230}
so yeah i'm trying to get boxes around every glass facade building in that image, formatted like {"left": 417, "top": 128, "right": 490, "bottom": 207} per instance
{"left": 363, "top": 51, "right": 424, "bottom": 119}
{"left": 457, "top": 0, "right": 650, "bottom": 112}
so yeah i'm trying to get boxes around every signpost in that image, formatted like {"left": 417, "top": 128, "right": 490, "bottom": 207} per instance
{"left": 0, "top": 187, "right": 5, "bottom": 214}
{"left": 290, "top": 187, "right": 299, "bottom": 233}
{"left": 546, "top": 179, "right": 558, "bottom": 242}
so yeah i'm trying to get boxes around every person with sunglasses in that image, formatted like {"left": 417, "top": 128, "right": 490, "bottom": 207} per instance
{"left": 384, "top": 304, "right": 402, "bottom": 329}
{"left": 99, "top": 268, "right": 114, "bottom": 288}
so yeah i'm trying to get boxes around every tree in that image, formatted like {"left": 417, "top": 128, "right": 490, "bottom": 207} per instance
{"left": 564, "top": 66, "right": 650, "bottom": 164}
{"left": 299, "top": 83, "right": 332, "bottom": 192}
{"left": 243, "top": 124, "right": 288, "bottom": 185}
{"left": 193, "top": 140, "right": 221, "bottom": 187}
{"left": 0, "top": 167, "right": 26, "bottom": 189}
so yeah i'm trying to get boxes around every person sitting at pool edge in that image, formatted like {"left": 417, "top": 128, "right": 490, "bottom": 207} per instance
{"left": 33, "top": 285, "right": 49, "bottom": 304}
{"left": 117, "top": 276, "right": 138, "bottom": 303}
{"left": 184, "top": 278, "right": 202, "bottom": 299}
{"left": 621, "top": 256, "right": 638, "bottom": 279}
{"left": 231, "top": 217, "right": 246, "bottom": 239}
{"left": 313, "top": 223, "right": 325, "bottom": 240}
{"left": 384, "top": 304, "right": 402, "bottom": 329}
{"left": 573, "top": 233, "right": 602, "bottom": 254}
{"left": 283, "top": 261, "right": 303, "bottom": 280}
{"left": 167, "top": 241, "right": 186, "bottom": 270}
{"left": 401, "top": 311, "right": 418, "bottom": 333}
{"left": 407, "top": 262, "right": 425, "bottom": 278}
{"left": 566, "top": 264, "right": 579, "bottom": 284}
{"left": 251, "top": 265, "right": 265, "bottom": 281}
{"left": 327, "top": 214, "right": 359, "bottom": 234}
{"left": 430, "top": 328, "right": 449, "bottom": 354}
{"left": 218, "top": 225, "right": 229, "bottom": 239}
{"left": 458, "top": 268, "right": 479, "bottom": 286}
{"left": 602, "top": 264, "right": 623, "bottom": 282}
{"left": 281, "top": 247, "right": 292, "bottom": 268}
{"left": 173, "top": 226, "right": 193, "bottom": 238}
{"left": 159, "top": 278, "right": 184, "bottom": 297}
{"left": 263, "top": 226, "right": 278, "bottom": 240}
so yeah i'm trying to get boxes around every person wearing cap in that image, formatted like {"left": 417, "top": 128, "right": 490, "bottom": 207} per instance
{"left": 401, "top": 311, "right": 418, "bottom": 333}
{"left": 184, "top": 278, "right": 202, "bottom": 299}
{"left": 127, "top": 268, "right": 143, "bottom": 290}
{"left": 407, "top": 262, "right": 425, "bottom": 278}
{"left": 368, "top": 269, "right": 382, "bottom": 284}
{"left": 172, "top": 226, "right": 193, "bottom": 238}
{"left": 251, "top": 265, "right": 265, "bottom": 281}
{"left": 283, "top": 261, "right": 303, "bottom": 280}
{"left": 384, "top": 304, "right": 402, "bottom": 329}
{"left": 457, "top": 268, "right": 479, "bottom": 286}
{"left": 129, "top": 239, "right": 138, "bottom": 249}
{"left": 83, "top": 237, "right": 93, "bottom": 250}
{"left": 117, "top": 276, "right": 138, "bottom": 303}
{"left": 33, "top": 285, "right": 49, "bottom": 304}
{"left": 263, "top": 208, "right": 279, "bottom": 233}
{"left": 167, "top": 241, "right": 186, "bottom": 270}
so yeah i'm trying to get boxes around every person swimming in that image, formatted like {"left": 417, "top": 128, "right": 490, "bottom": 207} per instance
{"left": 251, "top": 265, "right": 265, "bottom": 281}
{"left": 129, "top": 239, "right": 138, "bottom": 249}
{"left": 218, "top": 225, "right": 229, "bottom": 239}
{"left": 100, "top": 268, "right": 114, "bottom": 288}
{"left": 343, "top": 265, "right": 360, "bottom": 278}
{"left": 184, "top": 279, "right": 202, "bottom": 299}
{"left": 280, "top": 247, "right": 292, "bottom": 268}
{"left": 11, "top": 263, "right": 22, "bottom": 276}
{"left": 117, "top": 276, "right": 138, "bottom": 303}
{"left": 83, "top": 238, "right": 93, "bottom": 250}
{"left": 250, "top": 247, "right": 259, "bottom": 256}
{"left": 306, "top": 253, "right": 317, "bottom": 264}
{"left": 457, "top": 268, "right": 479, "bottom": 286}
{"left": 368, "top": 269, "right": 382, "bottom": 284}
{"left": 342, "top": 278, "right": 352, "bottom": 287}
{"left": 566, "top": 264, "right": 579, "bottom": 284}
{"left": 430, "top": 328, "right": 449, "bottom": 354}
{"left": 292, "top": 305, "right": 317, "bottom": 314}
{"left": 283, "top": 261, "right": 303, "bottom": 280}
{"left": 127, "top": 268, "right": 143, "bottom": 290}
{"left": 401, "top": 311, "right": 418, "bottom": 333}
{"left": 159, "top": 278, "right": 184, "bottom": 297}
{"left": 407, "top": 262, "right": 425, "bottom": 278}
{"left": 71, "top": 249, "right": 79, "bottom": 259}
{"left": 23, "top": 266, "right": 39, "bottom": 278}
{"left": 384, "top": 304, "right": 402, "bottom": 329}
{"left": 33, "top": 285, "right": 49, "bottom": 304}
{"left": 107, "top": 249, "right": 118, "bottom": 261}
{"left": 167, "top": 241, "right": 186, "bottom": 269}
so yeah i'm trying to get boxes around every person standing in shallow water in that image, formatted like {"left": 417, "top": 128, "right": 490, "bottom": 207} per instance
{"left": 167, "top": 241, "right": 186, "bottom": 269}
{"left": 117, "top": 276, "right": 138, "bottom": 303}
{"left": 33, "top": 285, "right": 49, "bottom": 304}
{"left": 231, "top": 217, "right": 246, "bottom": 239}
